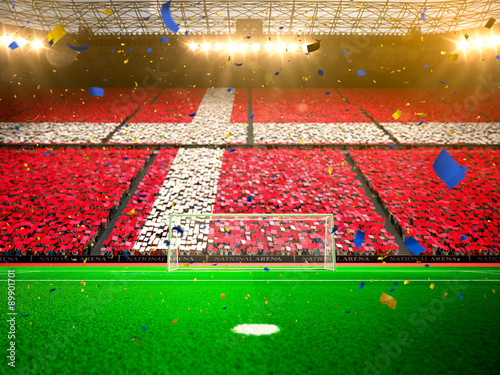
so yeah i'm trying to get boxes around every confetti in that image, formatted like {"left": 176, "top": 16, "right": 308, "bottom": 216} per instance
{"left": 8, "top": 41, "right": 19, "bottom": 50}
{"left": 357, "top": 70, "right": 367, "bottom": 77}
{"left": 221, "top": 293, "right": 225, "bottom": 300}
{"left": 353, "top": 230, "right": 365, "bottom": 248}
{"left": 331, "top": 226, "right": 339, "bottom": 233}
{"left": 172, "top": 226, "right": 184, "bottom": 235}
{"left": 264, "top": 267, "right": 270, "bottom": 271}
{"left": 67, "top": 43, "right": 89, "bottom": 52}
{"left": 432, "top": 149, "right": 468, "bottom": 189}
{"left": 47, "top": 24, "right": 66, "bottom": 46}
{"left": 307, "top": 41, "right": 321, "bottom": 53}
{"left": 359, "top": 282, "right": 365, "bottom": 289}
{"left": 485, "top": 18, "right": 496, "bottom": 29}
{"left": 172, "top": 319, "right": 178, "bottom": 324}
{"left": 189, "top": 112, "right": 196, "bottom": 117}
{"left": 404, "top": 280, "right": 410, "bottom": 285}
{"left": 430, "top": 283, "right": 435, "bottom": 289}
{"left": 89, "top": 87, "right": 104, "bottom": 97}
{"left": 161, "top": 1, "right": 180, "bottom": 33}
{"left": 142, "top": 326, "right": 147, "bottom": 331}
{"left": 318, "top": 69, "right": 324, "bottom": 76}
{"left": 126, "top": 209, "right": 135, "bottom": 216}
{"left": 403, "top": 237, "right": 425, "bottom": 255}
{"left": 49, "top": 288, "right": 55, "bottom": 292}
{"left": 379, "top": 292, "right": 397, "bottom": 310}
{"left": 80, "top": 281, "right": 86, "bottom": 286}
{"left": 392, "top": 109, "right": 402, "bottom": 120}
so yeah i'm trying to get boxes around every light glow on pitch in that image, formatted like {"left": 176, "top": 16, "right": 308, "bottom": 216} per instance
{"left": 186, "top": 40, "right": 312, "bottom": 54}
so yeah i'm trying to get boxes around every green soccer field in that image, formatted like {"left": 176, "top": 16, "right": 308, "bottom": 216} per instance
{"left": 1, "top": 266, "right": 499, "bottom": 375}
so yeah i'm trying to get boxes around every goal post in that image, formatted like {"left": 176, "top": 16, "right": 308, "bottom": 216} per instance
{"left": 167, "top": 214, "right": 336, "bottom": 272}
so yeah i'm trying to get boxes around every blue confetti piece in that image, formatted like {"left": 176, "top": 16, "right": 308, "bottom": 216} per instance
{"left": 459, "top": 294, "right": 463, "bottom": 300}
{"left": 227, "top": 149, "right": 235, "bottom": 152}
{"left": 50, "top": 288, "right": 55, "bottom": 292}
{"left": 461, "top": 235, "right": 468, "bottom": 241}
{"left": 99, "top": 61, "right": 105, "bottom": 65}
{"left": 245, "top": 36, "right": 251, "bottom": 39}
{"left": 189, "top": 261, "right": 195, "bottom": 264}
{"left": 424, "top": 64, "right": 429, "bottom": 68}
{"left": 227, "top": 88, "right": 232, "bottom": 92}
{"left": 22, "top": 314, "right": 29, "bottom": 317}
{"left": 439, "top": 81, "right": 448, "bottom": 84}
{"left": 212, "top": 263, "right": 218, "bottom": 266}
{"left": 250, "top": 114, "right": 255, "bottom": 119}
{"left": 127, "top": 48, "right": 132, "bottom": 52}
{"left": 354, "top": 230, "right": 365, "bottom": 248}
{"left": 418, "top": 120, "right": 424, "bottom": 125}
{"left": 189, "top": 112, "right": 196, "bottom": 117}
{"left": 44, "top": 151, "right": 50, "bottom": 156}
{"left": 279, "top": 26, "right": 284, "bottom": 30}
{"left": 318, "top": 69, "right": 324, "bottom": 76}
{"left": 89, "top": 87, "right": 104, "bottom": 97}
{"left": 247, "top": 195, "right": 253, "bottom": 202}
{"left": 147, "top": 47, "right": 153, "bottom": 52}
{"left": 122, "top": 157, "right": 129, "bottom": 160}
{"left": 172, "top": 226, "right": 184, "bottom": 235}
{"left": 390, "top": 143, "right": 395, "bottom": 149}
{"left": 234, "top": 63, "right": 243, "bottom": 66}
{"left": 496, "top": 55, "right": 500, "bottom": 60}
{"left": 264, "top": 267, "right": 270, "bottom": 271}
{"left": 390, "top": 288, "right": 395, "bottom": 292}
{"left": 359, "top": 282, "right": 364, "bottom": 289}
{"left": 137, "top": 193, "right": 148, "bottom": 198}
{"left": 342, "top": 51, "right": 347, "bottom": 55}
{"left": 331, "top": 226, "right": 339, "bottom": 233}
{"left": 166, "top": 240, "right": 170, "bottom": 247}
{"left": 67, "top": 43, "right": 89, "bottom": 52}
{"left": 9, "top": 41, "right": 19, "bottom": 50}
{"left": 425, "top": 264, "right": 430, "bottom": 267}
{"left": 223, "top": 306, "right": 227, "bottom": 309}
{"left": 275, "top": 72, "right": 279, "bottom": 76}
{"left": 421, "top": 13, "right": 426, "bottom": 22}
{"left": 105, "top": 162, "right": 110, "bottom": 167}
{"left": 143, "top": 16, "right": 151, "bottom": 21}
{"left": 357, "top": 70, "right": 367, "bottom": 77}
{"left": 160, "top": 37, "right": 169, "bottom": 43}
{"left": 346, "top": 311, "right": 351, "bottom": 314}
{"left": 161, "top": 1, "right": 180, "bottom": 33}
{"left": 160, "top": 163, "right": 165, "bottom": 166}
{"left": 111, "top": 48, "right": 115, "bottom": 53}
{"left": 15, "top": 126, "right": 19, "bottom": 131}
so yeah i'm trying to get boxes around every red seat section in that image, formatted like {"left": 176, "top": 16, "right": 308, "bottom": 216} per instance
{"left": 424, "top": 88, "right": 500, "bottom": 122}
{"left": 8, "top": 88, "right": 160, "bottom": 123}
{"left": 339, "top": 88, "right": 488, "bottom": 123}
{"left": 230, "top": 88, "right": 249, "bottom": 123}
{"left": 1, "top": 88, "right": 71, "bottom": 121}
{"left": 213, "top": 148, "right": 396, "bottom": 254}
{"left": 231, "top": 88, "right": 368, "bottom": 123}
{"left": 132, "top": 88, "right": 206, "bottom": 123}
{"left": 0, "top": 148, "right": 150, "bottom": 254}
{"left": 103, "top": 149, "right": 178, "bottom": 255}
{"left": 349, "top": 148, "right": 500, "bottom": 255}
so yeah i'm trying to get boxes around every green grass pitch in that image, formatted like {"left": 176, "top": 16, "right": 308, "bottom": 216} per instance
{"left": 1, "top": 266, "right": 499, "bottom": 375}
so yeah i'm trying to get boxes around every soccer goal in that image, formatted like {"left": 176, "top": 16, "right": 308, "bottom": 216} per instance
{"left": 167, "top": 214, "right": 336, "bottom": 271}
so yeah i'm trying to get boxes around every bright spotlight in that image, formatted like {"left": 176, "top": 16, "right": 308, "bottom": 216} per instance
{"left": 227, "top": 42, "right": 237, "bottom": 52}
{"left": 486, "top": 36, "right": 499, "bottom": 46}
{"left": 237, "top": 43, "right": 248, "bottom": 52}
{"left": 264, "top": 42, "right": 274, "bottom": 51}
{"left": 201, "top": 42, "right": 211, "bottom": 51}
{"left": 276, "top": 42, "right": 287, "bottom": 52}
{"left": 0, "top": 34, "right": 14, "bottom": 46}
{"left": 214, "top": 42, "right": 223, "bottom": 51}
{"left": 31, "top": 40, "right": 44, "bottom": 50}
{"left": 288, "top": 43, "right": 298, "bottom": 52}
{"left": 471, "top": 38, "right": 484, "bottom": 48}
{"left": 16, "top": 38, "right": 27, "bottom": 47}
{"left": 456, "top": 40, "right": 469, "bottom": 50}
{"left": 189, "top": 42, "right": 198, "bottom": 51}
{"left": 251, "top": 43, "right": 260, "bottom": 51}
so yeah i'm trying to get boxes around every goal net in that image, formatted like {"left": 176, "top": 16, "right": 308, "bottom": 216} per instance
{"left": 167, "top": 214, "right": 335, "bottom": 271}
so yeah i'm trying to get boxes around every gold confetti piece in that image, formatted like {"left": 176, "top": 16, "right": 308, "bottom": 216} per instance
{"left": 226, "top": 132, "right": 232, "bottom": 138}
{"left": 404, "top": 280, "right": 410, "bottom": 285}
{"left": 126, "top": 209, "right": 135, "bottom": 215}
{"left": 430, "top": 283, "right": 435, "bottom": 289}
{"left": 80, "top": 281, "right": 86, "bottom": 286}
{"left": 493, "top": 289, "right": 496, "bottom": 294}
{"left": 100, "top": 8, "right": 112, "bottom": 15}
{"left": 379, "top": 292, "right": 397, "bottom": 310}
{"left": 392, "top": 109, "right": 402, "bottom": 120}
{"left": 124, "top": 59, "right": 129, "bottom": 64}
{"left": 328, "top": 166, "right": 333, "bottom": 175}
{"left": 172, "top": 319, "right": 178, "bottom": 324}
{"left": 444, "top": 292, "right": 448, "bottom": 297}
{"left": 221, "top": 293, "right": 225, "bottom": 300}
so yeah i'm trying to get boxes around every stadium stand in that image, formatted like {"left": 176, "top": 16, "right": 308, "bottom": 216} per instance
{"left": 349, "top": 148, "right": 500, "bottom": 255}
{"left": 0, "top": 148, "right": 150, "bottom": 255}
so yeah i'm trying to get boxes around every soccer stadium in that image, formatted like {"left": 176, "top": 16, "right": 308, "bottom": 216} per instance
{"left": 1, "top": 0, "right": 499, "bottom": 374}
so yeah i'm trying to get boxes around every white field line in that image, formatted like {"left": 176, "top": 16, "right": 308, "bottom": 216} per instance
{"left": 4, "top": 279, "right": 500, "bottom": 282}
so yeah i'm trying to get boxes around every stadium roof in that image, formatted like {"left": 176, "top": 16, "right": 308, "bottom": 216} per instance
{"left": 1, "top": 0, "right": 499, "bottom": 36}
